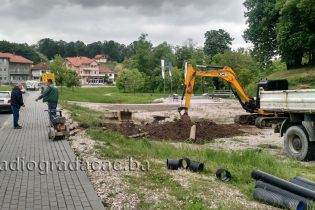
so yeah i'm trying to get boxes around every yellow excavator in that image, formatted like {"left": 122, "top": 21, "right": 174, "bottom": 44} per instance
{"left": 178, "top": 64, "right": 288, "bottom": 128}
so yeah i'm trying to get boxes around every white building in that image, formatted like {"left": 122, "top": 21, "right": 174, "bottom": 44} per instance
{"left": 31, "top": 62, "right": 51, "bottom": 81}
{"left": 0, "top": 52, "right": 33, "bottom": 84}
{"left": 94, "top": 54, "right": 110, "bottom": 64}
{"left": 99, "top": 66, "right": 115, "bottom": 84}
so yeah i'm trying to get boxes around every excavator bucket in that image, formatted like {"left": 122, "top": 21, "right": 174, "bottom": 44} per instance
{"left": 178, "top": 106, "right": 188, "bottom": 116}
{"left": 118, "top": 110, "right": 132, "bottom": 122}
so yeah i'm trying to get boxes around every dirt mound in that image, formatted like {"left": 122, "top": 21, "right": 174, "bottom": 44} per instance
{"left": 107, "top": 117, "right": 245, "bottom": 143}
{"left": 144, "top": 117, "right": 193, "bottom": 140}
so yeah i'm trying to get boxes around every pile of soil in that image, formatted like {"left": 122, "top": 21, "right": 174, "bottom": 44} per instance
{"left": 107, "top": 116, "right": 245, "bottom": 143}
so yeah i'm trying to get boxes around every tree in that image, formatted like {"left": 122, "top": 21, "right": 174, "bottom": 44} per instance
{"left": 0, "top": 41, "right": 41, "bottom": 63}
{"left": 114, "top": 63, "right": 124, "bottom": 74}
{"left": 175, "top": 46, "right": 194, "bottom": 69}
{"left": 244, "top": 0, "right": 315, "bottom": 68}
{"left": 48, "top": 55, "right": 67, "bottom": 86}
{"left": 127, "top": 34, "right": 153, "bottom": 74}
{"left": 211, "top": 50, "right": 260, "bottom": 88}
{"left": 276, "top": 0, "right": 315, "bottom": 68}
{"left": 37, "top": 52, "right": 49, "bottom": 63}
{"left": 189, "top": 48, "right": 209, "bottom": 65}
{"left": 116, "top": 71, "right": 128, "bottom": 92}
{"left": 74, "top": 41, "right": 87, "bottom": 57}
{"left": 243, "top": 0, "right": 279, "bottom": 65}
{"left": 64, "top": 70, "right": 81, "bottom": 90}
{"left": 103, "top": 40, "right": 127, "bottom": 62}
{"left": 126, "top": 69, "right": 145, "bottom": 94}
{"left": 37, "top": 38, "right": 59, "bottom": 60}
{"left": 204, "top": 29, "right": 233, "bottom": 59}
{"left": 152, "top": 42, "right": 173, "bottom": 67}
{"left": 297, "top": 0, "right": 315, "bottom": 65}
{"left": 86, "top": 41, "right": 103, "bottom": 58}
{"left": 116, "top": 69, "right": 145, "bottom": 93}
{"left": 65, "top": 42, "right": 77, "bottom": 57}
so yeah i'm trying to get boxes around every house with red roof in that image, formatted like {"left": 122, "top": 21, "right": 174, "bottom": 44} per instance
{"left": 65, "top": 56, "right": 102, "bottom": 85}
{"left": 31, "top": 62, "right": 51, "bottom": 81}
{"left": 99, "top": 66, "right": 115, "bottom": 84}
{"left": 94, "top": 54, "right": 110, "bottom": 64}
{"left": 0, "top": 52, "right": 33, "bottom": 84}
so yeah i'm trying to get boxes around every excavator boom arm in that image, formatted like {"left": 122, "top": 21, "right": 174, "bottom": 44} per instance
{"left": 181, "top": 64, "right": 256, "bottom": 113}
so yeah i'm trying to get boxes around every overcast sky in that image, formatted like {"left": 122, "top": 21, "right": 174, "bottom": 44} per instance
{"left": 0, "top": 0, "right": 250, "bottom": 49}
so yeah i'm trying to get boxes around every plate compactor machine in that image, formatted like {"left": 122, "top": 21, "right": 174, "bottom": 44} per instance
{"left": 47, "top": 109, "right": 69, "bottom": 140}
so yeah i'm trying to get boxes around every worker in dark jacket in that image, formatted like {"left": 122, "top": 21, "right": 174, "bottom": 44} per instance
{"left": 35, "top": 79, "right": 59, "bottom": 119}
{"left": 11, "top": 83, "right": 25, "bottom": 129}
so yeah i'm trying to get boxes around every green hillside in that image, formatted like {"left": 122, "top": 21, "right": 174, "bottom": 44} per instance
{"left": 267, "top": 66, "right": 315, "bottom": 89}
{"left": 246, "top": 66, "right": 315, "bottom": 96}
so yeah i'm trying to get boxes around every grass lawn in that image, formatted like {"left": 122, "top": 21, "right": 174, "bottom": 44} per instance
{"left": 0, "top": 85, "right": 13, "bottom": 91}
{"left": 246, "top": 66, "right": 315, "bottom": 96}
{"left": 59, "top": 86, "right": 168, "bottom": 104}
{"left": 268, "top": 66, "right": 315, "bottom": 89}
{"left": 63, "top": 102, "right": 315, "bottom": 209}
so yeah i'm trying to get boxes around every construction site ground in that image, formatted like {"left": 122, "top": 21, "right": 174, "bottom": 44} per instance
{"left": 63, "top": 96, "right": 310, "bottom": 209}
{"left": 71, "top": 96, "right": 284, "bottom": 154}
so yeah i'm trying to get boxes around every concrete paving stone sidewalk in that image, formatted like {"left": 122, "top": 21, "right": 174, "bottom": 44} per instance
{"left": 0, "top": 92, "right": 105, "bottom": 210}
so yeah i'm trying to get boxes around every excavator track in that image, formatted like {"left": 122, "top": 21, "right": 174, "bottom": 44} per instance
{"left": 234, "top": 114, "right": 287, "bottom": 129}
{"left": 234, "top": 114, "right": 258, "bottom": 125}
{"left": 254, "top": 117, "right": 287, "bottom": 129}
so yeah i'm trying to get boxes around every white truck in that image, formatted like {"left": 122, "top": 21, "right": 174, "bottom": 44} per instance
{"left": 26, "top": 80, "right": 40, "bottom": 91}
{"left": 260, "top": 89, "right": 315, "bottom": 161}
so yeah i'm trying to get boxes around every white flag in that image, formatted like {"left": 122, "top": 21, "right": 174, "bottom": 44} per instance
{"left": 184, "top": 62, "right": 188, "bottom": 79}
{"left": 161, "top": 59, "right": 165, "bottom": 80}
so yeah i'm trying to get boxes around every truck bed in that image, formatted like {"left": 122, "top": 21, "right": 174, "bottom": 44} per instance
{"left": 260, "top": 89, "right": 315, "bottom": 113}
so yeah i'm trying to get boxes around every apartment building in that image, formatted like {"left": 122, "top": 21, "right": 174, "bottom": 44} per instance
{"left": 65, "top": 56, "right": 103, "bottom": 85}
{"left": 0, "top": 52, "right": 33, "bottom": 84}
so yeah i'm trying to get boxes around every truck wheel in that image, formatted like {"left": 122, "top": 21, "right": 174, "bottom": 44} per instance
{"left": 284, "top": 125, "right": 315, "bottom": 161}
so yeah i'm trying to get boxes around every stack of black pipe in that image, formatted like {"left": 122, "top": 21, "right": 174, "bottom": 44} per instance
{"left": 252, "top": 170, "right": 315, "bottom": 210}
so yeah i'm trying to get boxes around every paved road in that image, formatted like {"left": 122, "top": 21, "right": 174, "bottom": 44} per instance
{"left": 0, "top": 92, "right": 105, "bottom": 210}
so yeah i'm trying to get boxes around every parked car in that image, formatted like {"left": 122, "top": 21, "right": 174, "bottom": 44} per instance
{"left": 21, "top": 85, "right": 26, "bottom": 94}
{"left": 26, "top": 80, "right": 40, "bottom": 91}
{"left": 0, "top": 91, "right": 12, "bottom": 112}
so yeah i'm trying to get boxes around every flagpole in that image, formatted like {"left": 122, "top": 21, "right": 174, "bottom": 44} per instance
{"left": 164, "top": 79, "right": 165, "bottom": 94}
{"left": 171, "top": 79, "right": 172, "bottom": 94}
{"left": 168, "top": 60, "right": 173, "bottom": 94}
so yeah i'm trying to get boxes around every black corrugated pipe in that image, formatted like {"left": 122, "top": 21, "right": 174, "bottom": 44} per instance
{"left": 188, "top": 160, "right": 204, "bottom": 172}
{"left": 251, "top": 170, "right": 315, "bottom": 200}
{"left": 291, "top": 177, "right": 315, "bottom": 192}
{"left": 255, "top": 181, "right": 310, "bottom": 207}
{"left": 166, "top": 159, "right": 182, "bottom": 170}
{"left": 253, "top": 187, "right": 305, "bottom": 210}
